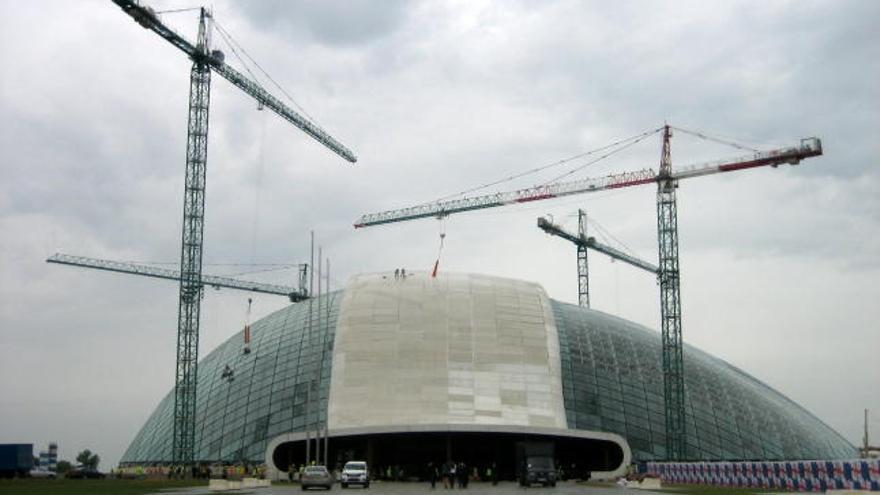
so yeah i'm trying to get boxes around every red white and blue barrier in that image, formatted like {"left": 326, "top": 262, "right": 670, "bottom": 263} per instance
{"left": 647, "top": 459, "right": 880, "bottom": 491}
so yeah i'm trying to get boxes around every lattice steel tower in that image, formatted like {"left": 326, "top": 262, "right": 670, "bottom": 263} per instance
{"left": 657, "top": 125, "right": 686, "bottom": 460}
{"left": 173, "top": 9, "right": 212, "bottom": 468}
{"left": 577, "top": 209, "right": 590, "bottom": 308}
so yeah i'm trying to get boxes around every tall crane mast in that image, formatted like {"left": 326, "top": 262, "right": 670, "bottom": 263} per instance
{"left": 354, "top": 127, "right": 821, "bottom": 460}
{"left": 46, "top": 253, "right": 309, "bottom": 301}
{"left": 577, "top": 210, "right": 589, "bottom": 308}
{"left": 656, "top": 126, "right": 686, "bottom": 459}
{"left": 109, "top": 0, "right": 356, "bottom": 470}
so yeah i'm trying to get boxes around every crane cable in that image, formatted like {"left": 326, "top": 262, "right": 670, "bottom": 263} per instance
{"left": 540, "top": 128, "right": 662, "bottom": 187}
{"left": 248, "top": 106, "right": 268, "bottom": 268}
{"left": 432, "top": 127, "right": 664, "bottom": 203}
{"left": 243, "top": 298, "right": 253, "bottom": 355}
{"left": 670, "top": 126, "right": 760, "bottom": 153}
{"left": 587, "top": 216, "right": 639, "bottom": 259}
{"left": 431, "top": 218, "right": 447, "bottom": 278}
{"left": 154, "top": 7, "right": 202, "bottom": 15}
{"left": 212, "top": 20, "right": 264, "bottom": 95}
{"left": 212, "top": 18, "right": 318, "bottom": 123}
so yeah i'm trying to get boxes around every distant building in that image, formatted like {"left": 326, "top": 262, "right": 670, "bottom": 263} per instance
{"left": 38, "top": 442, "right": 57, "bottom": 472}
{"left": 119, "top": 273, "right": 856, "bottom": 479}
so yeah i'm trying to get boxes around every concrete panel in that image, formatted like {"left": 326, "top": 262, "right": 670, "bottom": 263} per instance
{"left": 327, "top": 272, "right": 567, "bottom": 431}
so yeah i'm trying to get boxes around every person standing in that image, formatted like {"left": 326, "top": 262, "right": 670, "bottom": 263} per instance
{"left": 429, "top": 462, "right": 438, "bottom": 489}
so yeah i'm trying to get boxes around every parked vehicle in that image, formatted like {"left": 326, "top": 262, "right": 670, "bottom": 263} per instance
{"left": 301, "top": 465, "right": 333, "bottom": 491}
{"left": 340, "top": 460, "right": 369, "bottom": 488}
{"left": 66, "top": 468, "right": 105, "bottom": 479}
{"left": 29, "top": 468, "right": 57, "bottom": 479}
{"left": 516, "top": 441, "right": 557, "bottom": 487}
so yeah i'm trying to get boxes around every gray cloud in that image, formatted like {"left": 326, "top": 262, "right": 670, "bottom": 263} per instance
{"left": 231, "top": 0, "right": 410, "bottom": 46}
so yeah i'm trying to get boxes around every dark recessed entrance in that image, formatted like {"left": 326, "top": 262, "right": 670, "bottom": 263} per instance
{"left": 273, "top": 431, "right": 623, "bottom": 481}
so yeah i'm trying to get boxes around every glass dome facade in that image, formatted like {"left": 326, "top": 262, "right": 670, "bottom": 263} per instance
{"left": 552, "top": 301, "right": 855, "bottom": 461}
{"left": 121, "top": 293, "right": 341, "bottom": 464}
{"left": 120, "top": 277, "right": 854, "bottom": 465}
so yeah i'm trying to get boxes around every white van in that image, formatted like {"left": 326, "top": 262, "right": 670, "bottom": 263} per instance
{"left": 340, "top": 461, "right": 369, "bottom": 488}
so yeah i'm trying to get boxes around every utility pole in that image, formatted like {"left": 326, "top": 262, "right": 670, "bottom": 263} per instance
{"left": 305, "top": 232, "right": 314, "bottom": 465}
{"left": 322, "top": 258, "right": 331, "bottom": 467}
{"left": 315, "top": 246, "right": 323, "bottom": 464}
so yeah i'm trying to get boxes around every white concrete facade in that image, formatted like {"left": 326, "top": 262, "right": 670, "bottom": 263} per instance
{"left": 327, "top": 272, "right": 568, "bottom": 431}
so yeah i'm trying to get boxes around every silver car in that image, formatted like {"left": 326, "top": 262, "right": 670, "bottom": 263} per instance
{"left": 301, "top": 465, "right": 333, "bottom": 491}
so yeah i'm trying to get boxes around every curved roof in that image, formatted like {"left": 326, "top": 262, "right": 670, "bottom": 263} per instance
{"left": 120, "top": 272, "right": 854, "bottom": 464}
{"left": 552, "top": 301, "right": 854, "bottom": 460}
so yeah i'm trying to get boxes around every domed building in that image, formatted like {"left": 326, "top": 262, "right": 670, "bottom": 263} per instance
{"left": 119, "top": 272, "right": 855, "bottom": 479}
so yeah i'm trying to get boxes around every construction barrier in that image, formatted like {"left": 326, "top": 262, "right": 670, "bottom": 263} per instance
{"left": 647, "top": 459, "right": 880, "bottom": 491}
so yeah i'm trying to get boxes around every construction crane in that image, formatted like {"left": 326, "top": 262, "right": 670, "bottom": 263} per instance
{"left": 537, "top": 211, "right": 658, "bottom": 307}
{"left": 46, "top": 253, "right": 309, "bottom": 301}
{"left": 109, "top": 0, "right": 356, "bottom": 469}
{"left": 354, "top": 126, "right": 822, "bottom": 460}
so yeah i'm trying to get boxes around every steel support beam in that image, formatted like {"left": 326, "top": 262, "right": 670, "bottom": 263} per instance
{"left": 657, "top": 125, "right": 686, "bottom": 460}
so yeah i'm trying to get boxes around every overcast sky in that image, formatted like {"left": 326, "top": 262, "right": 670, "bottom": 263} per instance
{"left": 1, "top": 0, "right": 878, "bottom": 469}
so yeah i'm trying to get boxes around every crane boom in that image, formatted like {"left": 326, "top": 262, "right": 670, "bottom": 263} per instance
{"left": 111, "top": 0, "right": 357, "bottom": 163}
{"left": 46, "top": 253, "right": 308, "bottom": 301}
{"left": 211, "top": 64, "right": 356, "bottom": 162}
{"left": 537, "top": 217, "right": 659, "bottom": 274}
{"left": 354, "top": 138, "right": 821, "bottom": 228}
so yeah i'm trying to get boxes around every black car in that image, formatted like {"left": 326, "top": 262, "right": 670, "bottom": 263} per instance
{"left": 66, "top": 468, "right": 105, "bottom": 479}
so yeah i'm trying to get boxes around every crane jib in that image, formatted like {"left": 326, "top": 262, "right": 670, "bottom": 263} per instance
{"left": 515, "top": 193, "right": 556, "bottom": 203}
{"left": 353, "top": 137, "right": 821, "bottom": 229}
{"left": 608, "top": 177, "right": 657, "bottom": 189}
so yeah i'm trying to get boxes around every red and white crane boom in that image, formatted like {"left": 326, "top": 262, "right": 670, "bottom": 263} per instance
{"left": 354, "top": 137, "right": 821, "bottom": 228}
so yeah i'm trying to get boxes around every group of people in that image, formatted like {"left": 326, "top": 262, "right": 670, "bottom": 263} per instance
{"left": 427, "top": 461, "right": 499, "bottom": 489}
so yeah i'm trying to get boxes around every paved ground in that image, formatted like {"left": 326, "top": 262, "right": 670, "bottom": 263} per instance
{"left": 148, "top": 481, "right": 660, "bottom": 495}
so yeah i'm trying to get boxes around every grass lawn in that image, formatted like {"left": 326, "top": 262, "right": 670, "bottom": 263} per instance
{"left": 0, "top": 478, "right": 207, "bottom": 495}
